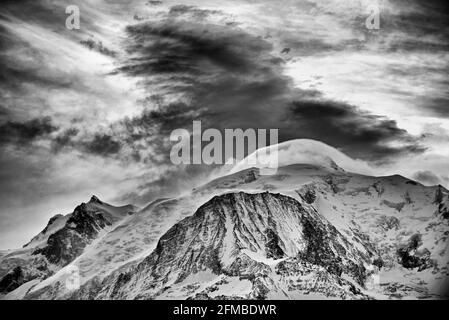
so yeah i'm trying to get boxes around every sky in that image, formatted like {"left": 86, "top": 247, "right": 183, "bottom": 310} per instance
{"left": 0, "top": 0, "right": 448, "bottom": 249}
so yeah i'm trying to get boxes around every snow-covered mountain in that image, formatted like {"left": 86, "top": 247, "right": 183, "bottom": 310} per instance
{"left": 1, "top": 162, "right": 449, "bottom": 300}
{"left": 0, "top": 196, "right": 138, "bottom": 297}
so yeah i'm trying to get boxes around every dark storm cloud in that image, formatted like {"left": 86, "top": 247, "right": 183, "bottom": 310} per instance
{"left": 0, "top": 3, "right": 425, "bottom": 164}
{"left": 146, "top": 1, "right": 163, "bottom": 6}
{"left": 280, "top": 38, "right": 345, "bottom": 56}
{"left": 413, "top": 170, "right": 442, "bottom": 186}
{"left": 353, "top": 0, "right": 449, "bottom": 53}
{"left": 168, "top": 4, "right": 221, "bottom": 19}
{"left": 273, "top": 0, "right": 449, "bottom": 57}
{"left": 83, "top": 133, "right": 121, "bottom": 156}
{"left": 0, "top": 0, "right": 126, "bottom": 158}
{"left": 120, "top": 21, "right": 274, "bottom": 77}
{"left": 0, "top": 0, "right": 65, "bottom": 27}
{"left": 51, "top": 129, "right": 121, "bottom": 157}
{"left": 384, "top": 0, "right": 449, "bottom": 49}
{"left": 422, "top": 96, "right": 449, "bottom": 117}
{"left": 0, "top": 116, "right": 58, "bottom": 145}
{"left": 286, "top": 100, "right": 426, "bottom": 159}
{"left": 51, "top": 128, "right": 79, "bottom": 152}
{"left": 118, "top": 11, "right": 423, "bottom": 162}
{"left": 0, "top": 105, "right": 9, "bottom": 117}
{"left": 79, "top": 38, "right": 117, "bottom": 57}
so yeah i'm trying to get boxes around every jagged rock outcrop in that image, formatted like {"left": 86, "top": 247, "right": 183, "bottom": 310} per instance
{"left": 430, "top": 185, "right": 449, "bottom": 220}
{"left": 378, "top": 216, "right": 400, "bottom": 231}
{"left": 372, "top": 181, "right": 385, "bottom": 197}
{"left": 434, "top": 186, "right": 445, "bottom": 204}
{"left": 0, "top": 267, "right": 24, "bottom": 293}
{"left": 32, "top": 204, "right": 112, "bottom": 266}
{"left": 89, "top": 195, "right": 103, "bottom": 205}
{"left": 0, "top": 196, "right": 136, "bottom": 295}
{"left": 297, "top": 184, "right": 317, "bottom": 204}
{"left": 397, "top": 234, "right": 432, "bottom": 271}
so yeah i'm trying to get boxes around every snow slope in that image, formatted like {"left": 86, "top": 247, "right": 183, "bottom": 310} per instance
{"left": 12, "top": 163, "right": 448, "bottom": 300}
{"left": 0, "top": 196, "right": 138, "bottom": 296}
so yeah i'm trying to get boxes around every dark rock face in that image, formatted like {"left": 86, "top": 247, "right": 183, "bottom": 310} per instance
{"left": 33, "top": 204, "right": 111, "bottom": 266}
{"left": 372, "top": 257, "right": 384, "bottom": 269}
{"left": 397, "top": 234, "right": 432, "bottom": 271}
{"left": 297, "top": 185, "right": 317, "bottom": 204}
{"left": 440, "top": 203, "right": 449, "bottom": 220}
{"left": 432, "top": 186, "right": 449, "bottom": 219}
{"left": 325, "top": 175, "right": 339, "bottom": 193}
{"left": 298, "top": 217, "right": 366, "bottom": 284}
{"left": 0, "top": 266, "right": 24, "bottom": 293}
{"left": 100, "top": 192, "right": 369, "bottom": 299}
{"left": 0, "top": 256, "right": 52, "bottom": 294}
{"left": 243, "top": 169, "right": 258, "bottom": 184}
{"left": 434, "top": 186, "right": 444, "bottom": 204}
{"left": 299, "top": 217, "right": 343, "bottom": 276}
{"left": 89, "top": 195, "right": 103, "bottom": 204}
{"left": 265, "top": 228, "right": 284, "bottom": 259}
{"left": 274, "top": 259, "right": 365, "bottom": 299}
{"left": 136, "top": 199, "right": 227, "bottom": 286}
{"left": 403, "top": 191, "right": 413, "bottom": 204}
{"left": 0, "top": 196, "right": 135, "bottom": 296}
{"left": 372, "top": 181, "right": 385, "bottom": 197}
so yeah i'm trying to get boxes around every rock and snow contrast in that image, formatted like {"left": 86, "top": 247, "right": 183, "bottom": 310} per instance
{"left": 1, "top": 145, "right": 449, "bottom": 300}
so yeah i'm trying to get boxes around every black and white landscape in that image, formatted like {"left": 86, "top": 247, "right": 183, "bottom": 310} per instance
{"left": 0, "top": 0, "right": 448, "bottom": 300}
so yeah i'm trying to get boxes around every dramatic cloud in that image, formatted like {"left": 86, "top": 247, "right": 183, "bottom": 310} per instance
{"left": 119, "top": 14, "right": 424, "bottom": 163}
{"left": 0, "top": 0, "right": 448, "bottom": 249}
{"left": 232, "top": 139, "right": 377, "bottom": 176}
{"left": 0, "top": 116, "right": 58, "bottom": 145}
{"left": 286, "top": 100, "right": 425, "bottom": 159}
{"left": 83, "top": 133, "right": 121, "bottom": 156}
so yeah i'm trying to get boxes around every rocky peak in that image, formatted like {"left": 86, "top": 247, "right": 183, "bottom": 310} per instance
{"left": 32, "top": 204, "right": 112, "bottom": 266}
{"left": 89, "top": 195, "right": 103, "bottom": 205}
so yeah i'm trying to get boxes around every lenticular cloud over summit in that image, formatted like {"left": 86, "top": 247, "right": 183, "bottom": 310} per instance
{"left": 232, "top": 139, "right": 377, "bottom": 176}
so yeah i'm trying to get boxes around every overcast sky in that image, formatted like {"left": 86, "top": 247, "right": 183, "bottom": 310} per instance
{"left": 0, "top": 0, "right": 448, "bottom": 249}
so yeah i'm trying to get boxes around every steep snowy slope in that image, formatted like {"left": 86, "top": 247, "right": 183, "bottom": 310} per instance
{"left": 0, "top": 196, "right": 137, "bottom": 297}
{"left": 94, "top": 192, "right": 372, "bottom": 300}
{"left": 16, "top": 163, "right": 449, "bottom": 300}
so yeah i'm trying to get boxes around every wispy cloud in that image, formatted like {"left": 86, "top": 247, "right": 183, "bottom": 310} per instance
{"left": 0, "top": 0, "right": 448, "bottom": 249}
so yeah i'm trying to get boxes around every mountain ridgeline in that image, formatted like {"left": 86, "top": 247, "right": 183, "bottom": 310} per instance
{"left": 1, "top": 164, "right": 449, "bottom": 299}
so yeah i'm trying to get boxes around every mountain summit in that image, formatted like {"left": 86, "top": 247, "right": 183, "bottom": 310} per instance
{"left": 1, "top": 165, "right": 449, "bottom": 299}
{"left": 0, "top": 196, "right": 137, "bottom": 296}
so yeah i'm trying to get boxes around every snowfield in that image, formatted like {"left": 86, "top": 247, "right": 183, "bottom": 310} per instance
{"left": 1, "top": 161, "right": 448, "bottom": 300}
